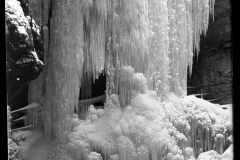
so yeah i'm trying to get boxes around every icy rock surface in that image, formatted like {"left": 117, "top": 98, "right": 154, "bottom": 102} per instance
{"left": 197, "top": 144, "right": 233, "bottom": 160}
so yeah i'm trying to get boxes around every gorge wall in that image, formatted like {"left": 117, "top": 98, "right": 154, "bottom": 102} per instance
{"left": 187, "top": 0, "right": 232, "bottom": 105}
{"left": 6, "top": 0, "right": 43, "bottom": 117}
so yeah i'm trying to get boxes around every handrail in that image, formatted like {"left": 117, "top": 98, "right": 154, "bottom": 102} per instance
{"left": 207, "top": 96, "right": 232, "bottom": 102}
{"left": 188, "top": 87, "right": 232, "bottom": 103}
{"left": 11, "top": 102, "right": 40, "bottom": 114}
{"left": 78, "top": 94, "right": 106, "bottom": 105}
{"left": 187, "top": 82, "right": 232, "bottom": 89}
{"left": 188, "top": 89, "right": 232, "bottom": 96}
{"left": 189, "top": 93, "right": 210, "bottom": 96}
{"left": 11, "top": 125, "right": 34, "bottom": 132}
{"left": 11, "top": 116, "right": 27, "bottom": 122}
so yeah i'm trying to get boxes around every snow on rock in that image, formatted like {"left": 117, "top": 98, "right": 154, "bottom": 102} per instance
{"left": 197, "top": 144, "right": 233, "bottom": 160}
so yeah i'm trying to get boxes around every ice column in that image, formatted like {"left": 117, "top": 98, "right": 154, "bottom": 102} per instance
{"left": 147, "top": 0, "right": 170, "bottom": 99}
{"left": 106, "top": 0, "right": 150, "bottom": 100}
{"left": 42, "top": 0, "right": 85, "bottom": 143}
{"left": 146, "top": 0, "right": 215, "bottom": 98}
{"left": 28, "top": 0, "right": 50, "bottom": 130}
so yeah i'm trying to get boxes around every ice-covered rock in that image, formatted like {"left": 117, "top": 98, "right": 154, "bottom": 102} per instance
{"left": 197, "top": 144, "right": 233, "bottom": 160}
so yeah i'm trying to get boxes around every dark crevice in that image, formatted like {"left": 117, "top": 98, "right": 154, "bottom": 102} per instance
{"left": 79, "top": 72, "right": 106, "bottom": 107}
{"left": 92, "top": 73, "right": 106, "bottom": 106}
{"left": 48, "top": 0, "right": 53, "bottom": 46}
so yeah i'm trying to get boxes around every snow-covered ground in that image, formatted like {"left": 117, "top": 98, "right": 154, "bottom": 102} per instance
{"left": 67, "top": 69, "right": 233, "bottom": 160}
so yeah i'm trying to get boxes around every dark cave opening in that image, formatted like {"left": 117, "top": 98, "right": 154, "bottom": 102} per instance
{"left": 91, "top": 72, "right": 106, "bottom": 107}
{"left": 79, "top": 71, "right": 106, "bottom": 108}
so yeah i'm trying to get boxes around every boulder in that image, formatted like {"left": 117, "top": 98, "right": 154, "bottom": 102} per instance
{"left": 6, "top": 0, "right": 44, "bottom": 109}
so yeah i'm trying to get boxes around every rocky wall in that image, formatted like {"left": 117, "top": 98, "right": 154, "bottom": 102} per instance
{"left": 6, "top": 0, "right": 44, "bottom": 111}
{"left": 187, "top": 0, "right": 232, "bottom": 105}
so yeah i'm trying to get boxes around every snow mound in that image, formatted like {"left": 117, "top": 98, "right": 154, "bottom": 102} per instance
{"left": 67, "top": 91, "right": 232, "bottom": 160}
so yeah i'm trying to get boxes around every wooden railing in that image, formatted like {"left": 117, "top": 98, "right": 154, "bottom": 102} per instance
{"left": 78, "top": 94, "right": 106, "bottom": 106}
{"left": 187, "top": 82, "right": 232, "bottom": 103}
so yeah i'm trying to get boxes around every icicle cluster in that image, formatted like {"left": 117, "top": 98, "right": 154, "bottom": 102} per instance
{"left": 28, "top": 0, "right": 215, "bottom": 125}
{"left": 105, "top": 0, "right": 150, "bottom": 97}
{"left": 146, "top": 0, "right": 215, "bottom": 98}
{"left": 81, "top": 0, "right": 109, "bottom": 82}
{"left": 104, "top": 0, "right": 215, "bottom": 100}
{"left": 146, "top": 0, "right": 170, "bottom": 99}
{"left": 26, "top": 0, "right": 216, "bottom": 154}
{"left": 28, "top": 0, "right": 111, "bottom": 121}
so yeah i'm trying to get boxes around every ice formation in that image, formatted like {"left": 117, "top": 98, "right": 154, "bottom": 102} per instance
{"left": 15, "top": 0, "right": 232, "bottom": 159}
{"left": 28, "top": 0, "right": 215, "bottom": 109}
{"left": 197, "top": 144, "right": 233, "bottom": 160}
{"left": 67, "top": 70, "right": 232, "bottom": 160}
{"left": 8, "top": 106, "right": 11, "bottom": 137}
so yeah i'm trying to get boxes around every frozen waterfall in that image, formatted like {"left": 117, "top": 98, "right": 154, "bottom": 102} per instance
{"left": 14, "top": 0, "right": 233, "bottom": 159}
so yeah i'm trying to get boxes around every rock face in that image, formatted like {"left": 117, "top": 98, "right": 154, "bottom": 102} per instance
{"left": 187, "top": 0, "right": 232, "bottom": 105}
{"left": 6, "top": 0, "right": 44, "bottom": 110}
